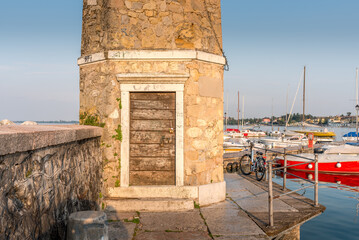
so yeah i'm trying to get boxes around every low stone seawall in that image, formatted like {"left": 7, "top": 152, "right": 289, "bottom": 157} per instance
{"left": 0, "top": 125, "right": 103, "bottom": 240}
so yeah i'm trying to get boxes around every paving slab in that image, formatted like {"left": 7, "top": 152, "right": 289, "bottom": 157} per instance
{"left": 134, "top": 231, "right": 212, "bottom": 240}
{"left": 139, "top": 210, "right": 207, "bottom": 232}
{"left": 231, "top": 197, "right": 298, "bottom": 213}
{"left": 202, "top": 199, "right": 238, "bottom": 209}
{"left": 201, "top": 206, "right": 266, "bottom": 237}
{"left": 226, "top": 174, "right": 298, "bottom": 213}
{"left": 108, "top": 221, "right": 136, "bottom": 240}
{"left": 106, "top": 211, "right": 137, "bottom": 221}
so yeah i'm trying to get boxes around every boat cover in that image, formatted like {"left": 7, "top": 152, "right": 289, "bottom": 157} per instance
{"left": 343, "top": 132, "right": 358, "bottom": 137}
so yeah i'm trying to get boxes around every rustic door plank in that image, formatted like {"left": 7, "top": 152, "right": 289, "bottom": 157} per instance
{"left": 130, "top": 144, "right": 175, "bottom": 157}
{"left": 130, "top": 131, "right": 175, "bottom": 144}
{"left": 131, "top": 92, "right": 175, "bottom": 101}
{"left": 131, "top": 120, "right": 175, "bottom": 131}
{"left": 130, "top": 157, "right": 175, "bottom": 171}
{"left": 130, "top": 171, "right": 175, "bottom": 185}
{"left": 131, "top": 99, "right": 175, "bottom": 110}
{"left": 131, "top": 109, "right": 176, "bottom": 120}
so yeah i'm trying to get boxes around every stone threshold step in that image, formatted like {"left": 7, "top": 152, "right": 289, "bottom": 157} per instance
{"left": 107, "top": 186, "right": 198, "bottom": 199}
{"left": 105, "top": 197, "right": 194, "bottom": 212}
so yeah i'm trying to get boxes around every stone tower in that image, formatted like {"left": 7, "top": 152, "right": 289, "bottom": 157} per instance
{"left": 79, "top": 0, "right": 226, "bottom": 207}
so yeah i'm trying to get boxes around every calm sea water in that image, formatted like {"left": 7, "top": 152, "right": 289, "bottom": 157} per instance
{"left": 273, "top": 176, "right": 359, "bottom": 240}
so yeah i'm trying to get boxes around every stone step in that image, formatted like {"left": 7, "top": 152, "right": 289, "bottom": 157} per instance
{"left": 107, "top": 186, "right": 198, "bottom": 199}
{"left": 105, "top": 198, "right": 194, "bottom": 212}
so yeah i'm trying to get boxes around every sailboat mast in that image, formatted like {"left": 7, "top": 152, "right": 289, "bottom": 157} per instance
{"left": 285, "top": 85, "right": 289, "bottom": 131}
{"left": 271, "top": 97, "right": 274, "bottom": 131}
{"left": 356, "top": 68, "right": 358, "bottom": 106}
{"left": 226, "top": 94, "right": 228, "bottom": 131}
{"left": 237, "top": 91, "right": 240, "bottom": 130}
{"left": 302, "top": 66, "right": 306, "bottom": 128}
{"left": 242, "top": 96, "right": 244, "bottom": 129}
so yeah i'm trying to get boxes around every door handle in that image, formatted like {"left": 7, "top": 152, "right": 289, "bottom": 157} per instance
{"left": 169, "top": 128, "right": 174, "bottom": 134}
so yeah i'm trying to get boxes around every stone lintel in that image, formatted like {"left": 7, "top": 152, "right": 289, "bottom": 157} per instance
{"left": 117, "top": 73, "right": 189, "bottom": 84}
{"left": 78, "top": 50, "right": 226, "bottom": 66}
{"left": 0, "top": 125, "right": 103, "bottom": 156}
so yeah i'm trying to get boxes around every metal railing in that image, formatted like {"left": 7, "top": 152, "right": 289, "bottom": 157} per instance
{"left": 249, "top": 144, "right": 319, "bottom": 227}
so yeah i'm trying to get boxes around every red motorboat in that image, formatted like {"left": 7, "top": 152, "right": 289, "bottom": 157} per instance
{"left": 275, "top": 144, "right": 359, "bottom": 174}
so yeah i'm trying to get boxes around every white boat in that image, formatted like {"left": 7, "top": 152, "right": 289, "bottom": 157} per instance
{"left": 261, "top": 135, "right": 309, "bottom": 148}
{"left": 241, "top": 129, "right": 266, "bottom": 137}
{"left": 223, "top": 138, "right": 249, "bottom": 153}
{"left": 343, "top": 132, "right": 359, "bottom": 142}
{"left": 269, "top": 130, "right": 282, "bottom": 137}
{"left": 315, "top": 137, "right": 334, "bottom": 144}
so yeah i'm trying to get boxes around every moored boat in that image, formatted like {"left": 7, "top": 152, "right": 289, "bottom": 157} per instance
{"left": 261, "top": 135, "right": 308, "bottom": 148}
{"left": 241, "top": 129, "right": 266, "bottom": 137}
{"left": 275, "top": 144, "right": 359, "bottom": 174}
{"left": 294, "top": 129, "right": 336, "bottom": 137}
{"left": 343, "top": 132, "right": 359, "bottom": 142}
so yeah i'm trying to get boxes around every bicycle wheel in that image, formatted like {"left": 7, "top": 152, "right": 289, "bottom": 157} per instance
{"left": 240, "top": 154, "right": 252, "bottom": 175}
{"left": 232, "top": 162, "right": 239, "bottom": 172}
{"left": 226, "top": 163, "right": 233, "bottom": 173}
{"left": 255, "top": 158, "right": 266, "bottom": 181}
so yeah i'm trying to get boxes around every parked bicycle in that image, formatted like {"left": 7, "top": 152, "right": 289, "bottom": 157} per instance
{"left": 239, "top": 150, "right": 266, "bottom": 181}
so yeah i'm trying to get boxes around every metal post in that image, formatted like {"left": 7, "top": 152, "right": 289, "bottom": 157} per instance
{"left": 283, "top": 148, "right": 287, "bottom": 190}
{"left": 225, "top": 112, "right": 227, "bottom": 131}
{"left": 250, "top": 143, "right": 254, "bottom": 172}
{"left": 356, "top": 68, "right": 358, "bottom": 142}
{"left": 265, "top": 155, "right": 270, "bottom": 182}
{"left": 356, "top": 106, "right": 359, "bottom": 142}
{"left": 314, "top": 154, "right": 319, "bottom": 207}
{"left": 265, "top": 145, "right": 268, "bottom": 181}
{"left": 268, "top": 161, "right": 274, "bottom": 226}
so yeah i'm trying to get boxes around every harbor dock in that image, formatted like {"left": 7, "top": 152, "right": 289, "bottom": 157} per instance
{"left": 107, "top": 173, "right": 325, "bottom": 240}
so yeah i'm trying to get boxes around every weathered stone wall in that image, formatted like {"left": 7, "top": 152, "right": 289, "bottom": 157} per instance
{"left": 81, "top": 0, "right": 222, "bottom": 55}
{"left": 79, "top": 0, "right": 224, "bottom": 190}
{"left": 80, "top": 59, "right": 223, "bottom": 188}
{"left": 184, "top": 60, "right": 223, "bottom": 185}
{"left": 0, "top": 126, "right": 103, "bottom": 240}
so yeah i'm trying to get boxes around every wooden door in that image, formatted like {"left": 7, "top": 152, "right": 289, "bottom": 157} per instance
{"left": 129, "top": 92, "right": 176, "bottom": 185}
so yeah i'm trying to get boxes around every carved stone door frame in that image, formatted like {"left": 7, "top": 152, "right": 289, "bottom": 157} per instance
{"left": 118, "top": 73, "right": 188, "bottom": 187}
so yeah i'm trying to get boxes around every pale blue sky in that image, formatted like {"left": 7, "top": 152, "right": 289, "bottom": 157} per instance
{"left": 1, "top": 0, "right": 359, "bottom": 120}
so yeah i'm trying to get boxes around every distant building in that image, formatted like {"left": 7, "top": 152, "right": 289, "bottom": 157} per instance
{"left": 262, "top": 118, "right": 271, "bottom": 124}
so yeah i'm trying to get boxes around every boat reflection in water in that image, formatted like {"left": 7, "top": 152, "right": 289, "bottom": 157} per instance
{"left": 277, "top": 170, "right": 359, "bottom": 189}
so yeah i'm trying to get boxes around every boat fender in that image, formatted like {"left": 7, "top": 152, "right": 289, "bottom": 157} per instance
{"left": 314, "top": 148, "right": 325, "bottom": 154}
{"left": 308, "top": 174, "right": 313, "bottom": 180}
{"left": 308, "top": 163, "right": 313, "bottom": 169}
{"left": 336, "top": 162, "right": 341, "bottom": 168}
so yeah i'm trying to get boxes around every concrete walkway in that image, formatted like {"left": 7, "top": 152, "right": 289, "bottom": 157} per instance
{"left": 107, "top": 173, "right": 323, "bottom": 239}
